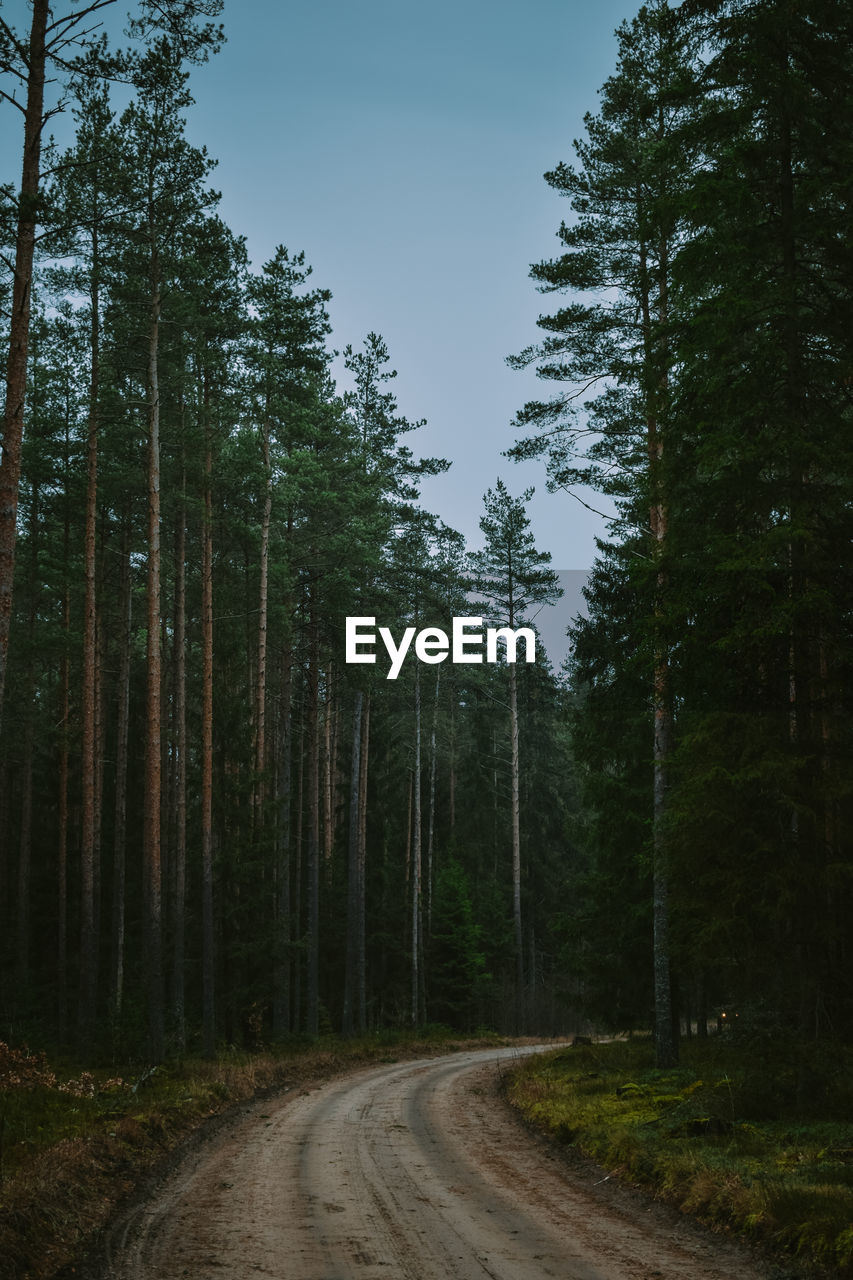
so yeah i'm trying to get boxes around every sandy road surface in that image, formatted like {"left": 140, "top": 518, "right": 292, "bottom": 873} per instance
{"left": 105, "top": 1045, "right": 782, "bottom": 1280}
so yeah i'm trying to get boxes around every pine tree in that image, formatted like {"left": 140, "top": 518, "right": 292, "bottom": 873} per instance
{"left": 469, "top": 479, "right": 561, "bottom": 1032}
{"left": 509, "top": 0, "right": 698, "bottom": 1062}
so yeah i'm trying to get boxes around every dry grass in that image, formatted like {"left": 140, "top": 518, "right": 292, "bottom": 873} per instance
{"left": 0, "top": 1029, "right": 508, "bottom": 1280}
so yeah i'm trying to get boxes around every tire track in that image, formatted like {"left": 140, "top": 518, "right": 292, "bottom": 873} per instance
{"left": 107, "top": 1046, "right": 781, "bottom": 1280}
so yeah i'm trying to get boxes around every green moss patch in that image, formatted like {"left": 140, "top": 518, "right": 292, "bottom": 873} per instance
{"left": 505, "top": 1037, "right": 853, "bottom": 1278}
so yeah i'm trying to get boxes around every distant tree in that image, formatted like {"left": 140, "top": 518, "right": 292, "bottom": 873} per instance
{"left": 428, "top": 858, "right": 485, "bottom": 1030}
{"left": 469, "top": 479, "right": 561, "bottom": 1032}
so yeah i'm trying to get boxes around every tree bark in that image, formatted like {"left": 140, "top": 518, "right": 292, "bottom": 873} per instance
{"left": 254, "top": 416, "right": 272, "bottom": 829}
{"left": 201, "top": 369, "right": 215, "bottom": 1058}
{"left": 509, "top": 662, "right": 523, "bottom": 1034}
{"left": 342, "top": 689, "right": 364, "bottom": 1037}
{"left": 306, "top": 589, "right": 321, "bottom": 1036}
{"left": 0, "top": 0, "right": 49, "bottom": 725}
{"left": 171, "top": 477, "right": 187, "bottom": 1050}
{"left": 411, "top": 662, "right": 422, "bottom": 1027}
{"left": 426, "top": 667, "right": 440, "bottom": 934}
{"left": 110, "top": 528, "right": 131, "bottom": 1024}
{"left": 322, "top": 664, "right": 334, "bottom": 873}
{"left": 143, "top": 249, "right": 164, "bottom": 1062}
{"left": 640, "top": 214, "right": 677, "bottom": 1069}
{"left": 17, "top": 480, "right": 40, "bottom": 993}
{"left": 78, "top": 237, "right": 100, "bottom": 1045}
{"left": 357, "top": 690, "right": 370, "bottom": 1032}
{"left": 273, "top": 628, "right": 293, "bottom": 1037}
{"left": 57, "top": 530, "right": 71, "bottom": 1042}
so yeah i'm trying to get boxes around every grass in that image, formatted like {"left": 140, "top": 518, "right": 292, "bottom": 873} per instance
{"left": 0, "top": 1025, "right": 508, "bottom": 1280}
{"left": 505, "top": 1035, "right": 853, "bottom": 1278}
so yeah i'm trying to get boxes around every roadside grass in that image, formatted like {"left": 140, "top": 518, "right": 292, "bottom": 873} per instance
{"left": 0, "top": 1025, "right": 508, "bottom": 1280}
{"left": 505, "top": 1036, "right": 853, "bottom": 1278}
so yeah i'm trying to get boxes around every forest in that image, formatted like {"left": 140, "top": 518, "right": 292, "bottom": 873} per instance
{"left": 0, "top": 0, "right": 851, "bottom": 1077}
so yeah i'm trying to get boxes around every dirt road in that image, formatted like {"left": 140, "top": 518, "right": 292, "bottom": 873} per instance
{"left": 106, "top": 1045, "right": 783, "bottom": 1280}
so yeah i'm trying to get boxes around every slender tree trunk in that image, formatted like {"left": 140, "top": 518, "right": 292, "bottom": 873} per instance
{"left": 509, "top": 662, "right": 524, "bottom": 1034}
{"left": 448, "top": 687, "right": 456, "bottom": 835}
{"left": 293, "top": 703, "right": 305, "bottom": 1033}
{"left": 652, "top": 634, "right": 676, "bottom": 1066}
{"left": 57, "top": 567, "right": 70, "bottom": 1042}
{"left": 110, "top": 528, "right": 131, "bottom": 1023}
{"left": 306, "top": 590, "right": 321, "bottom": 1036}
{"left": 17, "top": 726, "right": 33, "bottom": 991}
{"left": 357, "top": 690, "right": 370, "bottom": 1032}
{"left": 411, "top": 663, "right": 422, "bottom": 1027}
{"left": 16, "top": 481, "right": 41, "bottom": 994}
{"left": 201, "top": 370, "right": 215, "bottom": 1058}
{"left": 144, "top": 250, "right": 164, "bottom": 1062}
{"left": 171, "top": 479, "right": 187, "bottom": 1050}
{"left": 56, "top": 421, "right": 72, "bottom": 1041}
{"left": 255, "top": 417, "right": 272, "bottom": 829}
{"left": 77, "top": 237, "right": 101, "bottom": 1047}
{"left": 0, "top": 0, "right": 48, "bottom": 725}
{"left": 94, "top": 605, "right": 105, "bottom": 1000}
{"left": 273, "top": 630, "right": 293, "bottom": 1036}
{"left": 426, "top": 667, "right": 440, "bottom": 934}
{"left": 322, "top": 664, "right": 334, "bottom": 871}
{"left": 641, "top": 219, "right": 677, "bottom": 1069}
{"left": 403, "top": 768, "right": 413, "bottom": 973}
{"left": 342, "top": 689, "right": 364, "bottom": 1037}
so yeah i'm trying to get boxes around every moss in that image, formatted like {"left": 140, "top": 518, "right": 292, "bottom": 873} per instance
{"left": 506, "top": 1037, "right": 853, "bottom": 1278}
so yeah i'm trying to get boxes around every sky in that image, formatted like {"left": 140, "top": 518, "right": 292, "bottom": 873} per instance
{"left": 3, "top": 0, "right": 641, "bottom": 661}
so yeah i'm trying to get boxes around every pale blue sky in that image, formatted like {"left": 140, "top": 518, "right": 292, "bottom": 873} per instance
{"left": 4, "top": 0, "right": 640, "bottom": 660}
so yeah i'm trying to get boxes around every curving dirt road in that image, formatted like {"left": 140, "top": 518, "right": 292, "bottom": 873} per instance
{"left": 105, "top": 1045, "right": 784, "bottom": 1280}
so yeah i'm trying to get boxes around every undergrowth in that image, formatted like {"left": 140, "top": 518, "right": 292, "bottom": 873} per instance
{"left": 506, "top": 1036, "right": 853, "bottom": 1278}
{"left": 0, "top": 1025, "right": 506, "bottom": 1280}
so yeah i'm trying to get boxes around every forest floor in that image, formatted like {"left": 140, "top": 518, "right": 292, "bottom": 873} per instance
{"left": 507, "top": 1037, "right": 853, "bottom": 1279}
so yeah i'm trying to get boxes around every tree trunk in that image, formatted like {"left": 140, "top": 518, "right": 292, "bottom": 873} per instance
{"left": 509, "top": 662, "right": 524, "bottom": 1034}
{"left": 642, "top": 215, "right": 678, "bottom": 1069}
{"left": 16, "top": 725, "right": 33, "bottom": 991}
{"left": 78, "top": 243, "right": 100, "bottom": 1043}
{"left": 110, "top": 528, "right": 131, "bottom": 1024}
{"left": 0, "top": 0, "right": 49, "bottom": 725}
{"left": 273, "top": 629, "right": 293, "bottom": 1036}
{"left": 144, "top": 252, "right": 164, "bottom": 1062}
{"left": 426, "top": 667, "right": 440, "bottom": 934}
{"left": 306, "top": 591, "right": 320, "bottom": 1036}
{"left": 357, "top": 690, "right": 370, "bottom": 1032}
{"left": 411, "top": 662, "right": 422, "bottom": 1027}
{"left": 201, "top": 370, "right": 215, "bottom": 1058}
{"left": 171, "top": 479, "right": 187, "bottom": 1050}
{"left": 17, "top": 480, "right": 41, "bottom": 994}
{"left": 322, "top": 664, "right": 334, "bottom": 872}
{"left": 448, "top": 687, "right": 456, "bottom": 835}
{"left": 342, "top": 689, "right": 364, "bottom": 1037}
{"left": 254, "top": 417, "right": 272, "bottom": 829}
{"left": 57, "top": 548, "right": 70, "bottom": 1042}
{"left": 293, "top": 703, "right": 305, "bottom": 1033}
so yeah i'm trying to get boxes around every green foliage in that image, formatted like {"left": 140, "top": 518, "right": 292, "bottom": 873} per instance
{"left": 511, "top": 0, "right": 853, "bottom": 1048}
{"left": 509, "top": 1037, "right": 853, "bottom": 1275}
{"left": 427, "top": 858, "right": 487, "bottom": 1030}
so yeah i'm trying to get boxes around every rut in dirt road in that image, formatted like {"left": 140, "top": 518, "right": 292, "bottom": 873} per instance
{"left": 107, "top": 1045, "right": 781, "bottom": 1280}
